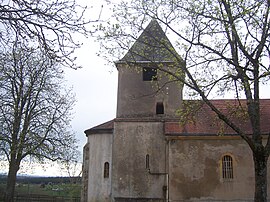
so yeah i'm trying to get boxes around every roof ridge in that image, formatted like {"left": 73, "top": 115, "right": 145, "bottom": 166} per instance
{"left": 119, "top": 19, "right": 182, "bottom": 63}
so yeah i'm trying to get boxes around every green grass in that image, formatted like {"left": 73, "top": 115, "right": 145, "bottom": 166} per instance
{"left": 0, "top": 182, "right": 81, "bottom": 198}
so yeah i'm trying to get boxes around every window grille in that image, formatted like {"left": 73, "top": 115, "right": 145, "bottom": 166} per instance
{"left": 222, "top": 155, "right": 233, "bottom": 179}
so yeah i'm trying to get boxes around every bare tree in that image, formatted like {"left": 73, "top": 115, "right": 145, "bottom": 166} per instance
{"left": 0, "top": 39, "right": 77, "bottom": 202}
{"left": 0, "top": 0, "right": 96, "bottom": 68}
{"left": 97, "top": 0, "right": 270, "bottom": 201}
{"left": 58, "top": 144, "right": 82, "bottom": 182}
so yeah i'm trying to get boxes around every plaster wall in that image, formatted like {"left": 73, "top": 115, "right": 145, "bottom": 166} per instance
{"left": 112, "top": 121, "right": 167, "bottom": 200}
{"left": 168, "top": 138, "right": 270, "bottom": 201}
{"left": 87, "top": 133, "right": 112, "bottom": 202}
{"left": 116, "top": 63, "right": 183, "bottom": 118}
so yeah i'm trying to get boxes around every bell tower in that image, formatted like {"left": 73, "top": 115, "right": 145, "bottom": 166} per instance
{"left": 115, "top": 20, "right": 185, "bottom": 118}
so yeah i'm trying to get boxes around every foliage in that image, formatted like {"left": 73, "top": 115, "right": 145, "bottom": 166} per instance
{"left": 0, "top": 39, "right": 77, "bottom": 201}
{"left": 0, "top": 40, "right": 77, "bottom": 164}
{"left": 97, "top": 0, "right": 270, "bottom": 201}
{"left": 0, "top": 0, "right": 95, "bottom": 68}
{"left": 57, "top": 146, "right": 82, "bottom": 179}
{"left": 99, "top": 0, "right": 270, "bottom": 99}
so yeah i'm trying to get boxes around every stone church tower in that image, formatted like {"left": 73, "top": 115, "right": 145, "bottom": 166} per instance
{"left": 82, "top": 19, "right": 270, "bottom": 202}
{"left": 116, "top": 19, "right": 184, "bottom": 118}
{"left": 82, "top": 19, "right": 185, "bottom": 202}
{"left": 112, "top": 19, "right": 184, "bottom": 200}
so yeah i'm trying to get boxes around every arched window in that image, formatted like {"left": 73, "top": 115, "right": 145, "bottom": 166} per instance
{"left": 156, "top": 102, "right": 164, "bottom": 115}
{"left": 222, "top": 155, "right": 233, "bottom": 180}
{"left": 104, "top": 162, "right": 109, "bottom": 178}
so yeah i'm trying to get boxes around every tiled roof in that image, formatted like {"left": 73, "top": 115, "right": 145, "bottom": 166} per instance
{"left": 84, "top": 120, "right": 114, "bottom": 136}
{"left": 85, "top": 99, "right": 270, "bottom": 137}
{"left": 119, "top": 19, "right": 182, "bottom": 63}
{"left": 165, "top": 99, "right": 270, "bottom": 136}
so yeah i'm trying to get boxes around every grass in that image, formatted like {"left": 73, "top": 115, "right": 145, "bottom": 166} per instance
{"left": 0, "top": 182, "right": 81, "bottom": 198}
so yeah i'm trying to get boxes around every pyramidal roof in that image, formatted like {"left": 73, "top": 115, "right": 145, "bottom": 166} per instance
{"left": 119, "top": 19, "right": 181, "bottom": 63}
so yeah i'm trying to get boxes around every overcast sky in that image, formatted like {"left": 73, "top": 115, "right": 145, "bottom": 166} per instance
{"left": 65, "top": 38, "right": 118, "bottom": 156}
{"left": 66, "top": 39, "right": 270, "bottom": 160}
{"left": 14, "top": 0, "right": 270, "bottom": 176}
{"left": 65, "top": 0, "right": 270, "bottom": 165}
{"left": 63, "top": 0, "right": 118, "bottom": 156}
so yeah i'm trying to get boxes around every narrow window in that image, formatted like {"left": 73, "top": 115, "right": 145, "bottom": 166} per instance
{"left": 104, "top": 162, "right": 109, "bottom": 178}
{"left": 143, "top": 67, "right": 157, "bottom": 81}
{"left": 156, "top": 102, "right": 164, "bottom": 114}
{"left": 222, "top": 155, "right": 233, "bottom": 180}
{"left": 146, "top": 154, "right": 150, "bottom": 169}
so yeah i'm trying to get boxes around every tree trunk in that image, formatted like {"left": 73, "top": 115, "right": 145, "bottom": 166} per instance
{"left": 253, "top": 151, "right": 268, "bottom": 202}
{"left": 4, "top": 161, "right": 19, "bottom": 202}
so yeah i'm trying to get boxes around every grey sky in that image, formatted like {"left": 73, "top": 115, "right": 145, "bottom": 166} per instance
{"left": 37, "top": 0, "right": 270, "bottom": 176}
{"left": 65, "top": 38, "right": 118, "bottom": 156}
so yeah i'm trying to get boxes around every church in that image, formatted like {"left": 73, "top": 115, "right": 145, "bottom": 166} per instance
{"left": 81, "top": 20, "right": 270, "bottom": 202}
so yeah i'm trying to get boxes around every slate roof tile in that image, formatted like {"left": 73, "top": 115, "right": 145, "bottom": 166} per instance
{"left": 119, "top": 19, "right": 182, "bottom": 63}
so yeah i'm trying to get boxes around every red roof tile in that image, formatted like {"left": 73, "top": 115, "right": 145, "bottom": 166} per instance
{"left": 84, "top": 100, "right": 270, "bottom": 136}
{"left": 165, "top": 99, "right": 270, "bottom": 136}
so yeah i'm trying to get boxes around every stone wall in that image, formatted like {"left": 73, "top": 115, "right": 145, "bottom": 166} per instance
{"left": 168, "top": 137, "right": 270, "bottom": 201}
{"left": 112, "top": 120, "right": 167, "bottom": 200}
{"left": 116, "top": 63, "right": 183, "bottom": 118}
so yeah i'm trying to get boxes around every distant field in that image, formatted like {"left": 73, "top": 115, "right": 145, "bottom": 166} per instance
{"left": 0, "top": 176, "right": 81, "bottom": 201}
{"left": 0, "top": 183, "right": 81, "bottom": 196}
